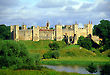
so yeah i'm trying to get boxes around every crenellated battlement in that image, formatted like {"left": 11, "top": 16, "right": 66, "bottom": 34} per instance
{"left": 11, "top": 21, "right": 99, "bottom": 44}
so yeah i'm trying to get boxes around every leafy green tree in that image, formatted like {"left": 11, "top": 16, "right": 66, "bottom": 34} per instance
{"left": 78, "top": 36, "right": 92, "bottom": 50}
{"left": 93, "top": 20, "right": 110, "bottom": 50}
{"left": 86, "top": 63, "right": 97, "bottom": 74}
{"left": 43, "top": 51, "right": 53, "bottom": 59}
{"left": 43, "top": 51, "right": 59, "bottom": 59}
{"left": 49, "top": 42, "right": 59, "bottom": 50}
{"left": 100, "top": 64, "right": 110, "bottom": 75}
{"left": 77, "top": 36, "right": 85, "bottom": 46}
{"left": 0, "top": 24, "right": 11, "bottom": 40}
{"left": 0, "top": 40, "right": 39, "bottom": 69}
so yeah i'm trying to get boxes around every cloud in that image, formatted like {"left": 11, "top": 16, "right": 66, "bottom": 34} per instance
{"left": 0, "top": 0, "right": 110, "bottom": 27}
{"left": 36, "top": 0, "right": 79, "bottom": 8}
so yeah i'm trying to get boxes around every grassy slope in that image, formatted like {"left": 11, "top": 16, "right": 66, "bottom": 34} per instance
{"left": 41, "top": 57, "right": 110, "bottom": 66}
{"left": 102, "top": 49, "right": 110, "bottom": 56}
{"left": 20, "top": 40, "right": 110, "bottom": 65}
{"left": 21, "top": 40, "right": 96, "bottom": 57}
{"left": 0, "top": 69, "right": 92, "bottom": 75}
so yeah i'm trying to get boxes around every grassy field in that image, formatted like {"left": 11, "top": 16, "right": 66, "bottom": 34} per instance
{"left": 20, "top": 40, "right": 110, "bottom": 66}
{"left": 21, "top": 40, "right": 96, "bottom": 57}
{"left": 0, "top": 69, "right": 93, "bottom": 75}
{"left": 1, "top": 40, "right": 110, "bottom": 75}
{"left": 41, "top": 57, "right": 110, "bottom": 66}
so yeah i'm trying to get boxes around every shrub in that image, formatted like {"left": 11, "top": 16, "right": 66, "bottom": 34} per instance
{"left": 0, "top": 40, "right": 36, "bottom": 69}
{"left": 0, "top": 25, "right": 11, "bottom": 40}
{"left": 43, "top": 51, "right": 52, "bottom": 59}
{"left": 100, "top": 64, "right": 110, "bottom": 75}
{"left": 49, "top": 42, "right": 59, "bottom": 50}
{"left": 78, "top": 36, "right": 92, "bottom": 50}
{"left": 86, "top": 63, "right": 97, "bottom": 73}
{"left": 43, "top": 51, "right": 59, "bottom": 59}
{"left": 51, "top": 51, "right": 59, "bottom": 59}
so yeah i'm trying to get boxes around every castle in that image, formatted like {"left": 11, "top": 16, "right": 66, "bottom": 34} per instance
{"left": 10, "top": 21, "right": 99, "bottom": 44}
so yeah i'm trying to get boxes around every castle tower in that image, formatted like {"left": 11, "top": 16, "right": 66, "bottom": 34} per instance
{"left": 74, "top": 21, "right": 78, "bottom": 34}
{"left": 22, "top": 25, "right": 27, "bottom": 30}
{"left": 32, "top": 26, "right": 39, "bottom": 41}
{"left": 46, "top": 21, "right": 50, "bottom": 29}
{"left": 10, "top": 25, "right": 14, "bottom": 32}
{"left": 55, "top": 25, "right": 62, "bottom": 41}
{"left": 14, "top": 25, "right": 19, "bottom": 41}
{"left": 10, "top": 25, "right": 14, "bottom": 40}
{"left": 87, "top": 21, "right": 92, "bottom": 36}
{"left": 73, "top": 21, "right": 78, "bottom": 44}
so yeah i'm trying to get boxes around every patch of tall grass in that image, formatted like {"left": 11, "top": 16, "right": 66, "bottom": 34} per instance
{"left": 0, "top": 69, "right": 93, "bottom": 75}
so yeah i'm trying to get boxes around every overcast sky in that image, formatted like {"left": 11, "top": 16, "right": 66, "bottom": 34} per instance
{"left": 0, "top": 0, "right": 110, "bottom": 27}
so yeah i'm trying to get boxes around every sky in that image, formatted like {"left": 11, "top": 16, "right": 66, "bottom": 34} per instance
{"left": 0, "top": 0, "right": 110, "bottom": 28}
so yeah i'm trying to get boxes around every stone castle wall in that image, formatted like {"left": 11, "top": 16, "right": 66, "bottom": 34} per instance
{"left": 39, "top": 29, "right": 54, "bottom": 40}
{"left": 19, "top": 29, "right": 32, "bottom": 40}
{"left": 11, "top": 21, "right": 100, "bottom": 44}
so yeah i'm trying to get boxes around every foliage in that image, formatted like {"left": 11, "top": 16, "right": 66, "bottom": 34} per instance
{"left": 0, "top": 40, "right": 40, "bottom": 69}
{"left": 93, "top": 20, "right": 110, "bottom": 50}
{"left": 77, "top": 36, "right": 92, "bottom": 50}
{"left": 49, "top": 42, "right": 59, "bottom": 50}
{"left": 19, "top": 26, "right": 22, "bottom": 30}
{"left": 50, "top": 27, "right": 53, "bottom": 29}
{"left": 100, "top": 64, "right": 110, "bottom": 75}
{"left": 43, "top": 51, "right": 52, "bottom": 59}
{"left": 32, "top": 53, "right": 41, "bottom": 65}
{"left": 43, "top": 51, "right": 59, "bottom": 59}
{"left": 0, "top": 69, "right": 91, "bottom": 75}
{"left": 63, "top": 35, "right": 68, "bottom": 44}
{"left": 86, "top": 63, "right": 97, "bottom": 73}
{"left": 0, "top": 24, "right": 11, "bottom": 40}
{"left": 51, "top": 51, "right": 59, "bottom": 59}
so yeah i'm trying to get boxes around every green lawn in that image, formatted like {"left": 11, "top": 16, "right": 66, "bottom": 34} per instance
{"left": 0, "top": 69, "right": 93, "bottom": 75}
{"left": 41, "top": 57, "right": 110, "bottom": 66}
{"left": 1, "top": 40, "right": 110, "bottom": 75}
{"left": 18, "top": 40, "right": 110, "bottom": 66}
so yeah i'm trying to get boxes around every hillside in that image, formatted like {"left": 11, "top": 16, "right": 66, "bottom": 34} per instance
{"left": 20, "top": 40, "right": 96, "bottom": 57}
{"left": 102, "top": 49, "right": 110, "bottom": 56}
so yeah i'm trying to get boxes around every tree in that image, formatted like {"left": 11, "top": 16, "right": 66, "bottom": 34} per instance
{"left": 100, "top": 64, "right": 110, "bottom": 75}
{"left": 77, "top": 36, "right": 92, "bottom": 50}
{"left": 0, "top": 24, "right": 11, "bottom": 40}
{"left": 0, "top": 40, "right": 39, "bottom": 69}
{"left": 49, "top": 42, "right": 59, "bottom": 50}
{"left": 86, "top": 63, "right": 97, "bottom": 74}
{"left": 43, "top": 51, "right": 59, "bottom": 59}
{"left": 93, "top": 20, "right": 110, "bottom": 50}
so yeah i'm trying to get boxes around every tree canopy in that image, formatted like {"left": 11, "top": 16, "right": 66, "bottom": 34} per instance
{"left": 77, "top": 36, "right": 92, "bottom": 50}
{"left": 93, "top": 20, "right": 110, "bottom": 50}
{"left": 0, "top": 24, "right": 11, "bottom": 40}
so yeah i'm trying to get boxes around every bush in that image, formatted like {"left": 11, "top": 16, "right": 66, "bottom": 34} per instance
{"left": 0, "top": 24, "right": 11, "bottom": 40}
{"left": 43, "top": 51, "right": 59, "bottom": 59}
{"left": 49, "top": 42, "right": 59, "bottom": 50}
{"left": 86, "top": 63, "right": 97, "bottom": 73}
{"left": 51, "top": 51, "right": 59, "bottom": 59}
{"left": 100, "top": 64, "right": 110, "bottom": 75}
{"left": 78, "top": 36, "right": 92, "bottom": 50}
{"left": 0, "top": 40, "right": 36, "bottom": 69}
{"left": 43, "top": 51, "right": 52, "bottom": 59}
